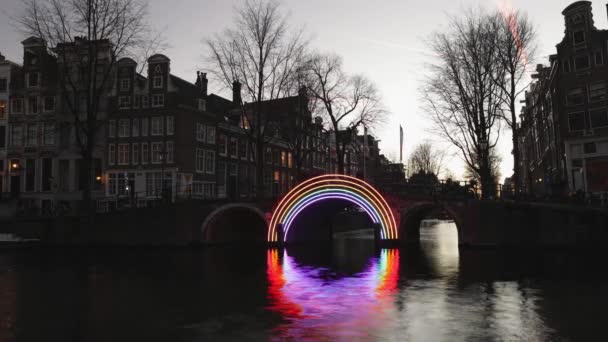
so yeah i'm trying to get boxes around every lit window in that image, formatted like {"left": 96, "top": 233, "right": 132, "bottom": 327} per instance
{"left": 0, "top": 100, "right": 6, "bottom": 119}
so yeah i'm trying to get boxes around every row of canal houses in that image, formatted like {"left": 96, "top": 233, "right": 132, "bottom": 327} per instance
{"left": 0, "top": 37, "right": 369, "bottom": 214}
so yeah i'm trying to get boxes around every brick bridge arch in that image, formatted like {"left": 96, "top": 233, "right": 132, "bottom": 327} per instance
{"left": 398, "top": 201, "right": 466, "bottom": 243}
{"left": 200, "top": 203, "right": 269, "bottom": 243}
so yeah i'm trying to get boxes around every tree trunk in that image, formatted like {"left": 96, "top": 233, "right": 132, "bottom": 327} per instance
{"left": 256, "top": 134, "right": 264, "bottom": 200}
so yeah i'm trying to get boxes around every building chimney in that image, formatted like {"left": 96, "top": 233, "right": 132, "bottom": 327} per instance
{"left": 201, "top": 72, "right": 208, "bottom": 97}
{"left": 232, "top": 80, "right": 242, "bottom": 105}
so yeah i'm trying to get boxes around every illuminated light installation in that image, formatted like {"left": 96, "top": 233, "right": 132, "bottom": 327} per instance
{"left": 269, "top": 174, "right": 397, "bottom": 243}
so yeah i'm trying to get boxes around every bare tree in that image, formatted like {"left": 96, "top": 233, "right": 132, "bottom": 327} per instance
{"left": 491, "top": 10, "right": 537, "bottom": 195}
{"left": 18, "top": 0, "right": 158, "bottom": 214}
{"left": 306, "top": 53, "right": 387, "bottom": 174}
{"left": 465, "top": 147, "right": 503, "bottom": 187}
{"left": 408, "top": 142, "right": 446, "bottom": 177}
{"left": 205, "top": 0, "right": 307, "bottom": 199}
{"left": 422, "top": 9, "right": 503, "bottom": 198}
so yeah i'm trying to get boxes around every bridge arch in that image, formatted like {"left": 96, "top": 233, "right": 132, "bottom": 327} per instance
{"left": 269, "top": 174, "right": 397, "bottom": 243}
{"left": 399, "top": 202, "right": 464, "bottom": 243}
{"left": 201, "top": 203, "right": 268, "bottom": 243}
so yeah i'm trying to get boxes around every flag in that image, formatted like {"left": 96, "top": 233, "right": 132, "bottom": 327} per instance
{"left": 399, "top": 125, "right": 404, "bottom": 162}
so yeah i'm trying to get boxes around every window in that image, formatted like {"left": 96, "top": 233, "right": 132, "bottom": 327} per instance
{"left": 10, "top": 125, "right": 22, "bottom": 146}
{"left": 43, "top": 122, "right": 55, "bottom": 145}
{"left": 218, "top": 134, "right": 227, "bottom": 155}
{"left": 288, "top": 152, "right": 293, "bottom": 168}
{"left": 141, "top": 143, "right": 149, "bottom": 164}
{"left": 595, "top": 50, "right": 604, "bottom": 65}
{"left": 26, "top": 124, "right": 37, "bottom": 146}
{"left": 28, "top": 97, "right": 38, "bottom": 114}
{"left": 166, "top": 141, "right": 174, "bottom": 163}
{"left": 205, "top": 150, "right": 215, "bottom": 174}
{"left": 120, "top": 78, "right": 130, "bottom": 91}
{"left": 25, "top": 159, "right": 35, "bottom": 192}
{"left": 108, "top": 173, "right": 117, "bottom": 195}
{"left": 151, "top": 116, "right": 163, "bottom": 135}
{"left": 573, "top": 30, "right": 585, "bottom": 45}
{"left": 589, "top": 82, "right": 607, "bottom": 102}
{"left": 563, "top": 59, "right": 571, "bottom": 73}
{"left": 574, "top": 55, "right": 590, "bottom": 71}
{"left": 229, "top": 137, "right": 237, "bottom": 157}
{"left": 153, "top": 76, "right": 163, "bottom": 88}
{"left": 281, "top": 151, "right": 287, "bottom": 167}
{"left": 132, "top": 118, "right": 139, "bottom": 137}
{"left": 166, "top": 116, "right": 174, "bottom": 135}
{"left": 196, "top": 148, "right": 205, "bottom": 172}
{"left": 198, "top": 99, "right": 206, "bottom": 111}
{"left": 108, "top": 120, "right": 116, "bottom": 138}
{"left": 108, "top": 144, "right": 116, "bottom": 165}
{"left": 239, "top": 139, "right": 247, "bottom": 159}
{"left": 196, "top": 123, "right": 206, "bottom": 142}
{"left": 0, "top": 100, "right": 6, "bottom": 119}
{"left": 590, "top": 108, "right": 608, "bottom": 128}
{"left": 206, "top": 126, "right": 216, "bottom": 144}
{"left": 568, "top": 112, "right": 586, "bottom": 131}
{"left": 584, "top": 142, "right": 597, "bottom": 154}
{"left": 151, "top": 94, "right": 164, "bottom": 107}
{"left": 142, "top": 95, "right": 149, "bottom": 108}
{"left": 27, "top": 72, "right": 39, "bottom": 87}
{"left": 151, "top": 142, "right": 163, "bottom": 163}
{"left": 118, "top": 119, "right": 130, "bottom": 137}
{"left": 0, "top": 79, "right": 6, "bottom": 92}
{"left": 118, "top": 144, "right": 129, "bottom": 165}
{"left": 43, "top": 96, "right": 55, "bottom": 112}
{"left": 119, "top": 96, "right": 131, "bottom": 109}
{"left": 11, "top": 98, "right": 22, "bottom": 114}
{"left": 567, "top": 88, "right": 585, "bottom": 105}
{"left": 134, "top": 95, "right": 141, "bottom": 108}
{"left": 141, "top": 118, "right": 149, "bottom": 136}
{"left": 265, "top": 148, "right": 272, "bottom": 164}
{"left": 132, "top": 144, "right": 139, "bottom": 165}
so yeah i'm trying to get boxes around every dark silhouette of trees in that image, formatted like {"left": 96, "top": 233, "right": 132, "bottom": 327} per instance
{"left": 491, "top": 10, "right": 537, "bottom": 195}
{"left": 423, "top": 9, "right": 503, "bottom": 199}
{"left": 18, "top": 0, "right": 159, "bottom": 214}
{"left": 205, "top": 0, "right": 307, "bottom": 199}
{"left": 305, "top": 53, "right": 387, "bottom": 174}
{"left": 408, "top": 142, "right": 446, "bottom": 178}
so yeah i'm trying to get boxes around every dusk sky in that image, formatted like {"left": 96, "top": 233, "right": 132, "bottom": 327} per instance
{"left": 2, "top": 0, "right": 607, "bottom": 180}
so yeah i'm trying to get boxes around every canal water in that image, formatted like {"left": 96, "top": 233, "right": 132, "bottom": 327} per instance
{"left": 0, "top": 221, "right": 607, "bottom": 341}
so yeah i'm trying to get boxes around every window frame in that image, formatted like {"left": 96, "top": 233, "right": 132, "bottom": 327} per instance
{"left": 166, "top": 116, "right": 174, "bottom": 135}
{"left": 205, "top": 150, "right": 215, "bottom": 174}
{"left": 43, "top": 96, "right": 55, "bottom": 112}
{"left": 108, "top": 143, "right": 116, "bottom": 165}
{"left": 119, "top": 96, "right": 131, "bottom": 109}
{"left": 568, "top": 111, "right": 586, "bottom": 132}
{"left": 567, "top": 87, "right": 585, "bottom": 106}
{"left": 11, "top": 98, "right": 23, "bottom": 114}
{"left": 573, "top": 30, "right": 586, "bottom": 46}
{"left": 589, "top": 82, "right": 607, "bottom": 102}
{"left": 118, "top": 119, "right": 130, "bottom": 138}
{"left": 574, "top": 54, "right": 591, "bottom": 71}
{"left": 141, "top": 143, "right": 149, "bottom": 164}
{"left": 153, "top": 76, "right": 163, "bottom": 89}
{"left": 117, "top": 143, "right": 130, "bottom": 165}
{"left": 589, "top": 107, "right": 608, "bottom": 129}
{"left": 120, "top": 78, "right": 130, "bottom": 91}
{"left": 132, "top": 143, "right": 139, "bottom": 165}
{"left": 151, "top": 94, "right": 164, "bottom": 108}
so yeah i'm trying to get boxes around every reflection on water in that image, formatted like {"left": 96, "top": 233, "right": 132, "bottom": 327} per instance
{"left": 0, "top": 221, "right": 608, "bottom": 340}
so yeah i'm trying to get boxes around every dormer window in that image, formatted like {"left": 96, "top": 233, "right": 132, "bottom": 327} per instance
{"left": 151, "top": 94, "right": 164, "bottom": 107}
{"left": 573, "top": 30, "right": 585, "bottom": 45}
{"left": 120, "top": 78, "right": 130, "bottom": 91}
{"left": 153, "top": 76, "right": 163, "bottom": 89}
{"left": 27, "top": 72, "right": 39, "bottom": 88}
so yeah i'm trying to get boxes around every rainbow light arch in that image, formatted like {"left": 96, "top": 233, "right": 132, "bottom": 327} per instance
{"left": 268, "top": 174, "right": 398, "bottom": 242}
